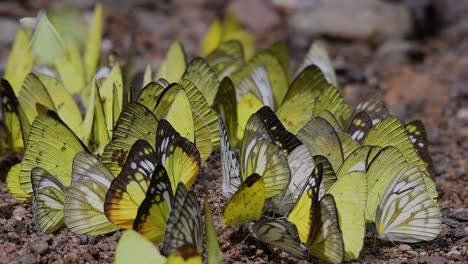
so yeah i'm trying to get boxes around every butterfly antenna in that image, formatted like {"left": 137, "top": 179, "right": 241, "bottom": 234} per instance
{"left": 241, "top": 233, "right": 251, "bottom": 243}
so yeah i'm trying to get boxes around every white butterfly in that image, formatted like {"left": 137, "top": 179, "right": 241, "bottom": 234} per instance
{"left": 375, "top": 164, "right": 441, "bottom": 243}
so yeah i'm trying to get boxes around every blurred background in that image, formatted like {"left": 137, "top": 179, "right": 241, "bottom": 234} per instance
{"left": 0, "top": 0, "right": 466, "bottom": 178}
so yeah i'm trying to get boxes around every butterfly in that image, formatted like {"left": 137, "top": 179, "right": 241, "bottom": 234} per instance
{"left": 115, "top": 186, "right": 222, "bottom": 264}
{"left": 248, "top": 217, "right": 308, "bottom": 259}
{"left": 63, "top": 151, "right": 119, "bottom": 235}
{"left": 205, "top": 40, "right": 244, "bottom": 79}
{"left": 19, "top": 111, "right": 87, "bottom": 197}
{"left": 296, "top": 41, "right": 337, "bottom": 87}
{"left": 374, "top": 163, "right": 441, "bottom": 242}
{"left": 135, "top": 67, "right": 220, "bottom": 160}
{"left": 105, "top": 120, "right": 200, "bottom": 232}
{"left": 31, "top": 166, "right": 67, "bottom": 233}
{"left": 101, "top": 101, "right": 158, "bottom": 176}
{"left": 200, "top": 12, "right": 255, "bottom": 60}
{"left": 288, "top": 164, "right": 344, "bottom": 264}
{"left": 366, "top": 147, "right": 441, "bottom": 242}
{"left": 362, "top": 117, "right": 437, "bottom": 199}
{"left": 0, "top": 79, "right": 29, "bottom": 155}
{"left": 405, "top": 120, "right": 433, "bottom": 172}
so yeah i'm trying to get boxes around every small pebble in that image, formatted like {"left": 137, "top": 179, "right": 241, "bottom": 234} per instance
{"left": 456, "top": 108, "right": 468, "bottom": 120}
{"left": 453, "top": 211, "right": 468, "bottom": 222}
{"left": 398, "top": 244, "right": 412, "bottom": 252}
{"left": 80, "top": 235, "right": 89, "bottom": 245}
{"left": 407, "top": 250, "right": 418, "bottom": 257}
{"left": 419, "top": 256, "right": 446, "bottom": 264}
{"left": 12, "top": 207, "right": 27, "bottom": 220}
{"left": 20, "top": 253, "right": 37, "bottom": 264}
{"left": 30, "top": 240, "right": 49, "bottom": 255}
{"left": 447, "top": 249, "right": 461, "bottom": 259}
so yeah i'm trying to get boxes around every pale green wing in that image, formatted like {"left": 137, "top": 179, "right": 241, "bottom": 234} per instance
{"left": 136, "top": 82, "right": 165, "bottom": 112}
{"left": 296, "top": 41, "right": 337, "bottom": 86}
{"left": 162, "top": 183, "right": 203, "bottom": 255}
{"left": 312, "top": 85, "right": 351, "bottom": 125}
{"left": 336, "top": 145, "right": 372, "bottom": 178}
{"left": 156, "top": 41, "right": 186, "bottom": 83}
{"left": 28, "top": 11, "right": 66, "bottom": 65}
{"left": 115, "top": 230, "right": 166, "bottom": 264}
{"left": 204, "top": 198, "right": 223, "bottom": 264}
{"left": 4, "top": 28, "right": 34, "bottom": 94}
{"left": 277, "top": 65, "right": 329, "bottom": 133}
{"left": 297, "top": 116, "right": 344, "bottom": 172}
{"left": 99, "top": 63, "right": 123, "bottom": 133}
{"left": 363, "top": 116, "right": 437, "bottom": 200}
{"left": 18, "top": 73, "right": 56, "bottom": 123}
{"left": 101, "top": 102, "right": 158, "bottom": 176}
{"left": 366, "top": 147, "right": 409, "bottom": 221}
{"left": 375, "top": 164, "right": 441, "bottom": 243}
{"left": 35, "top": 73, "right": 82, "bottom": 133}
{"left": 337, "top": 132, "right": 360, "bottom": 159}
{"left": 245, "top": 139, "right": 290, "bottom": 198}
{"left": 180, "top": 79, "right": 220, "bottom": 153}
{"left": 328, "top": 171, "right": 367, "bottom": 261}
{"left": 205, "top": 40, "right": 244, "bottom": 79}
{"left": 20, "top": 112, "right": 86, "bottom": 195}
{"left": 83, "top": 4, "right": 103, "bottom": 81}
{"left": 182, "top": 58, "right": 220, "bottom": 105}
{"left": 250, "top": 218, "right": 308, "bottom": 259}
{"left": 31, "top": 167, "right": 67, "bottom": 233}
{"left": 64, "top": 151, "right": 118, "bottom": 235}
{"left": 307, "top": 194, "right": 344, "bottom": 264}
{"left": 6, "top": 164, "right": 30, "bottom": 201}
{"left": 213, "top": 78, "right": 238, "bottom": 146}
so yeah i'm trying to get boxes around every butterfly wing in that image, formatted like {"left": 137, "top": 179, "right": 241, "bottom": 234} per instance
{"left": 375, "top": 164, "right": 441, "bottom": 242}
{"left": 297, "top": 116, "right": 344, "bottom": 171}
{"left": 133, "top": 164, "right": 174, "bottom": 244}
{"left": 307, "top": 194, "right": 344, "bottom": 264}
{"left": 20, "top": 112, "right": 86, "bottom": 195}
{"left": 104, "top": 140, "right": 156, "bottom": 229}
{"left": 162, "top": 183, "right": 203, "bottom": 255}
{"left": 222, "top": 174, "right": 265, "bottom": 226}
{"left": 115, "top": 230, "right": 166, "bottom": 264}
{"left": 31, "top": 167, "right": 67, "bottom": 233}
{"left": 250, "top": 218, "right": 308, "bottom": 259}
{"left": 328, "top": 171, "right": 367, "bottom": 260}
{"left": 218, "top": 117, "right": 241, "bottom": 198}
{"left": 64, "top": 151, "right": 118, "bottom": 235}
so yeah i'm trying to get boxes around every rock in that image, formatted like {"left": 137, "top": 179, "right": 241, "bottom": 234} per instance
{"left": 12, "top": 207, "right": 27, "bottom": 220}
{"left": 79, "top": 235, "right": 89, "bottom": 245}
{"left": 434, "top": 0, "right": 468, "bottom": 26}
{"left": 288, "top": 0, "right": 413, "bottom": 42}
{"left": 398, "top": 244, "right": 412, "bottom": 252}
{"left": 407, "top": 250, "right": 419, "bottom": 257}
{"left": 369, "top": 40, "right": 424, "bottom": 77}
{"left": 447, "top": 248, "right": 461, "bottom": 260}
{"left": 457, "top": 108, "right": 468, "bottom": 121}
{"left": 30, "top": 241, "right": 49, "bottom": 255}
{"left": 228, "top": 0, "right": 281, "bottom": 34}
{"left": 0, "top": 18, "right": 19, "bottom": 45}
{"left": 20, "top": 253, "right": 37, "bottom": 264}
{"left": 449, "top": 226, "right": 467, "bottom": 238}
{"left": 453, "top": 210, "right": 468, "bottom": 222}
{"left": 419, "top": 256, "right": 446, "bottom": 264}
